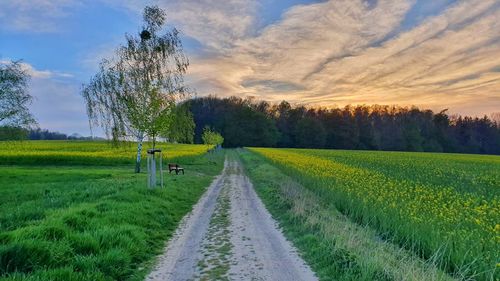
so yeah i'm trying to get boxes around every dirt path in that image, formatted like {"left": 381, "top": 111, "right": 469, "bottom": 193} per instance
{"left": 146, "top": 159, "right": 317, "bottom": 281}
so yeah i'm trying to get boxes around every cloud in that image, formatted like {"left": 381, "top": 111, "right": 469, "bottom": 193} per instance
{"left": 166, "top": 0, "right": 499, "bottom": 116}
{"left": 0, "top": 0, "right": 81, "bottom": 33}
{"left": 241, "top": 79, "right": 305, "bottom": 92}
{"left": 0, "top": 60, "right": 74, "bottom": 79}
{"left": 160, "top": 0, "right": 259, "bottom": 52}
{"left": 11, "top": 0, "right": 496, "bottom": 122}
{"left": 111, "top": 0, "right": 259, "bottom": 52}
{"left": 300, "top": 1, "right": 500, "bottom": 106}
{"left": 1, "top": 59, "right": 86, "bottom": 133}
{"left": 29, "top": 77, "right": 92, "bottom": 135}
{"left": 181, "top": 0, "right": 415, "bottom": 99}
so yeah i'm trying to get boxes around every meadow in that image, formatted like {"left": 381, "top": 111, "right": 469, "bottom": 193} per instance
{"left": 0, "top": 141, "right": 222, "bottom": 281}
{"left": 247, "top": 148, "right": 499, "bottom": 280}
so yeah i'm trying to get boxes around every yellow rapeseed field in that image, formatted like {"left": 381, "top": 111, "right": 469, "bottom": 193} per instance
{"left": 249, "top": 147, "right": 499, "bottom": 280}
{"left": 0, "top": 140, "right": 209, "bottom": 165}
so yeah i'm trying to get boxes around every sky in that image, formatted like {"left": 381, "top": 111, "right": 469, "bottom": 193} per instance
{"left": 1, "top": 0, "right": 499, "bottom": 135}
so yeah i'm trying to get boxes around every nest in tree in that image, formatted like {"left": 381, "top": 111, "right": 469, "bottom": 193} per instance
{"left": 140, "top": 30, "right": 151, "bottom": 41}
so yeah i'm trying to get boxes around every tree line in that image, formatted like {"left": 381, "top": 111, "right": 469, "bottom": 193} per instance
{"left": 185, "top": 96, "right": 500, "bottom": 155}
{"left": 0, "top": 126, "right": 103, "bottom": 141}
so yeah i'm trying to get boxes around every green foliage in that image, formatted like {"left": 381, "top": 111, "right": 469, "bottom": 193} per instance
{"left": 0, "top": 126, "right": 28, "bottom": 141}
{"left": 295, "top": 117, "right": 326, "bottom": 148}
{"left": 188, "top": 96, "right": 280, "bottom": 147}
{"left": 0, "top": 61, "right": 36, "bottom": 128}
{"left": 82, "top": 5, "right": 190, "bottom": 172}
{"left": 201, "top": 127, "right": 223, "bottom": 147}
{"left": 250, "top": 147, "right": 500, "bottom": 280}
{"left": 188, "top": 96, "right": 500, "bottom": 154}
{"left": 222, "top": 106, "right": 279, "bottom": 147}
{"left": 0, "top": 141, "right": 223, "bottom": 280}
{"left": 164, "top": 103, "right": 195, "bottom": 143}
{"left": 82, "top": 6, "right": 188, "bottom": 144}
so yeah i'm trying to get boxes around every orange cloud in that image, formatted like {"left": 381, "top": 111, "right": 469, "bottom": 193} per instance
{"left": 114, "top": 0, "right": 500, "bottom": 116}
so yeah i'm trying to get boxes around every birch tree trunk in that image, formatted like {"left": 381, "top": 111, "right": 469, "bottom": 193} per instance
{"left": 135, "top": 133, "right": 144, "bottom": 173}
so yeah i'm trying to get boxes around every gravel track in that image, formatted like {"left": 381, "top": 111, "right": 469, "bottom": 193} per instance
{"left": 146, "top": 159, "right": 317, "bottom": 281}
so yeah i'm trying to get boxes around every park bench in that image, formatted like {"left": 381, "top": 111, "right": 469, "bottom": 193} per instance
{"left": 168, "top": 163, "right": 184, "bottom": 175}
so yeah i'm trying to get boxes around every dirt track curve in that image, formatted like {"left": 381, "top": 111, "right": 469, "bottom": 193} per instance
{"left": 146, "top": 159, "right": 318, "bottom": 281}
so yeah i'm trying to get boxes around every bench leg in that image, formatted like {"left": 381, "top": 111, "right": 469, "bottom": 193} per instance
{"left": 181, "top": 169, "right": 184, "bottom": 175}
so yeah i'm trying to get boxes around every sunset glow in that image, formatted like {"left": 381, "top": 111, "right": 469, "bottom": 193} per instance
{"left": 1, "top": 0, "right": 499, "bottom": 134}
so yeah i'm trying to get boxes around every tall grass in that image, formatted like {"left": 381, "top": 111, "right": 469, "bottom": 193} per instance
{"left": 248, "top": 147, "right": 499, "bottom": 280}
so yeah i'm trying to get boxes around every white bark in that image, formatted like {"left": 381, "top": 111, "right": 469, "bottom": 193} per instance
{"left": 135, "top": 133, "right": 144, "bottom": 173}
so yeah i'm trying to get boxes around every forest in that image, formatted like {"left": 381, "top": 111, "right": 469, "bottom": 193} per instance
{"left": 187, "top": 96, "right": 500, "bottom": 155}
{"left": 3, "top": 95, "right": 499, "bottom": 155}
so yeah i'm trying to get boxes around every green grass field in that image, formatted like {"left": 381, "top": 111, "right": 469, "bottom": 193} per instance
{"left": 246, "top": 148, "right": 499, "bottom": 281}
{"left": 0, "top": 141, "right": 222, "bottom": 281}
{"left": 1, "top": 141, "right": 498, "bottom": 280}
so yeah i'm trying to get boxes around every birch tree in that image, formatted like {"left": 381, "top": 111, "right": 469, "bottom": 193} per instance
{"left": 82, "top": 6, "right": 189, "bottom": 173}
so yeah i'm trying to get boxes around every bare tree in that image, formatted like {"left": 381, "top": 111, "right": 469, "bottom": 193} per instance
{"left": 0, "top": 60, "right": 36, "bottom": 128}
{"left": 82, "top": 6, "right": 189, "bottom": 173}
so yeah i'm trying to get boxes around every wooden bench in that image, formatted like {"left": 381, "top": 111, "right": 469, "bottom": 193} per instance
{"left": 168, "top": 163, "right": 184, "bottom": 175}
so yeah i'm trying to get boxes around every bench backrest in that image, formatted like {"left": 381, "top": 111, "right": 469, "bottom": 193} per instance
{"left": 168, "top": 163, "right": 178, "bottom": 168}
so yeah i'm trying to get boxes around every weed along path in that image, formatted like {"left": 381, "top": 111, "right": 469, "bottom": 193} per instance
{"left": 146, "top": 159, "right": 318, "bottom": 281}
